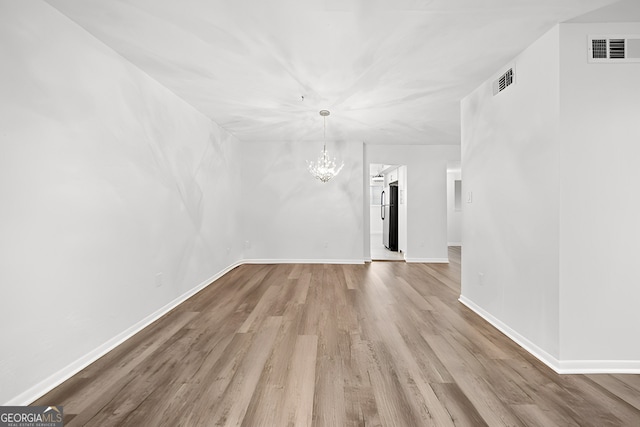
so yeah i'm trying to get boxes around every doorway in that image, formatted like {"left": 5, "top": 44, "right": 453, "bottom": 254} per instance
{"left": 447, "top": 163, "right": 462, "bottom": 247}
{"left": 369, "top": 164, "right": 407, "bottom": 261}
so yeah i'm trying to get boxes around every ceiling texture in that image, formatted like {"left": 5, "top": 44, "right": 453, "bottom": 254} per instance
{"left": 45, "top": 0, "right": 620, "bottom": 145}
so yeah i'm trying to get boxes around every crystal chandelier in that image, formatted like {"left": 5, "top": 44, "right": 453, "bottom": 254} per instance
{"left": 307, "top": 110, "right": 344, "bottom": 183}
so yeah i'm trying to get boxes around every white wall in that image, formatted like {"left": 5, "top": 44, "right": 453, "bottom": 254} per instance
{"left": 446, "top": 169, "right": 462, "bottom": 246}
{"left": 369, "top": 207, "right": 384, "bottom": 234}
{"left": 461, "top": 26, "right": 561, "bottom": 360}
{"left": 0, "top": 1, "right": 242, "bottom": 404}
{"left": 240, "top": 140, "right": 363, "bottom": 262}
{"left": 558, "top": 22, "right": 640, "bottom": 365}
{"left": 369, "top": 180, "right": 383, "bottom": 235}
{"left": 398, "top": 165, "right": 408, "bottom": 253}
{"left": 365, "top": 145, "right": 460, "bottom": 262}
{"left": 462, "top": 20, "right": 640, "bottom": 372}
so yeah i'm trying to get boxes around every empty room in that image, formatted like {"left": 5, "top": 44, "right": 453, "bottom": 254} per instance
{"left": 1, "top": 0, "right": 639, "bottom": 425}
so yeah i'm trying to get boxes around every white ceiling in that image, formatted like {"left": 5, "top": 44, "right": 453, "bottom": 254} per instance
{"left": 45, "top": 0, "right": 621, "bottom": 145}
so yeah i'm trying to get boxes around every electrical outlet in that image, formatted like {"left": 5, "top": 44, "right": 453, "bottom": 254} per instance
{"left": 478, "top": 272, "right": 485, "bottom": 286}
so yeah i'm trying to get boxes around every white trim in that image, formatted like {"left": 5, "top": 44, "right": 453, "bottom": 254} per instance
{"left": 557, "top": 360, "right": 640, "bottom": 374}
{"left": 458, "top": 296, "right": 640, "bottom": 374}
{"left": 458, "top": 295, "right": 562, "bottom": 373}
{"left": 405, "top": 258, "right": 449, "bottom": 263}
{"left": 447, "top": 242, "right": 462, "bottom": 247}
{"left": 5, "top": 260, "right": 244, "bottom": 406}
{"left": 241, "top": 258, "right": 365, "bottom": 265}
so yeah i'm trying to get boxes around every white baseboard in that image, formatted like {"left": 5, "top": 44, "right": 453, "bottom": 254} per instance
{"left": 458, "top": 295, "right": 562, "bottom": 373}
{"left": 241, "top": 258, "right": 365, "bottom": 265}
{"left": 405, "top": 258, "right": 449, "bottom": 263}
{"left": 557, "top": 359, "right": 640, "bottom": 374}
{"left": 8, "top": 257, "right": 372, "bottom": 405}
{"left": 458, "top": 295, "right": 640, "bottom": 374}
{"left": 6, "top": 260, "right": 244, "bottom": 406}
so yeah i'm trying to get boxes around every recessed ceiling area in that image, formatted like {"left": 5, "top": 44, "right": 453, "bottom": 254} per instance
{"left": 45, "top": 0, "right": 620, "bottom": 145}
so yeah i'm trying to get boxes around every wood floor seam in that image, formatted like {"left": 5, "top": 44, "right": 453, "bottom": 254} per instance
{"left": 33, "top": 247, "right": 640, "bottom": 426}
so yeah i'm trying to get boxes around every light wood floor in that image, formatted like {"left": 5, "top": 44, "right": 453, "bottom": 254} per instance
{"left": 35, "top": 248, "right": 640, "bottom": 426}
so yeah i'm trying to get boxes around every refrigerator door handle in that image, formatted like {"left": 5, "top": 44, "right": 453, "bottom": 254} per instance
{"left": 381, "top": 190, "right": 385, "bottom": 220}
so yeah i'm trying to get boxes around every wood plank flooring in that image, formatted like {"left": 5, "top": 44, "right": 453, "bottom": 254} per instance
{"left": 34, "top": 248, "right": 640, "bottom": 426}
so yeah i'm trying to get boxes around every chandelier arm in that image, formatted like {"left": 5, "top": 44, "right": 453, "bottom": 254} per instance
{"left": 307, "top": 109, "right": 343, "bottom": 183}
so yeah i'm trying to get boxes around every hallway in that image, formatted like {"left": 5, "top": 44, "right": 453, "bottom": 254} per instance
{"left": 370, "top": 232, "right": 405, "bottom": 261}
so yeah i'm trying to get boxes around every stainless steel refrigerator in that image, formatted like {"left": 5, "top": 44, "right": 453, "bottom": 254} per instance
{"left": 381, "top": 183, "right": 398, "bottom": 251}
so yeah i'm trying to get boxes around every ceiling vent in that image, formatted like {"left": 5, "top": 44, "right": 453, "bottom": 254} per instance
{"left": 492, "top": 67, "right": 515, "bottom": 96}
{"left": 588, "top": 36, "right": 640, "bottom": 63}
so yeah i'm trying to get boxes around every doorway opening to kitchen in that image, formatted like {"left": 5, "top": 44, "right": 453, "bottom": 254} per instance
{"left": 369, "top": 164, "right": 407, "bottom": 261}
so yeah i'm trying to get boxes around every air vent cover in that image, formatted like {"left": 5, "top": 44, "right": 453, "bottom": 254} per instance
{"left": 588, "top": 36, "right": 640, "bottom": 62}
{"left": 493, "top": 68, "right": 515, "bottom": 96}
